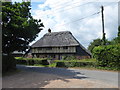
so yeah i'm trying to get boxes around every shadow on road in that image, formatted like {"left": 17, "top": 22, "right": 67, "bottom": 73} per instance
{"left": 2, "top": 65, "right": 88, "bottom": 88}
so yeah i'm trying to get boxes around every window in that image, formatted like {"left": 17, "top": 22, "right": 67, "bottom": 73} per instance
{"left": 63, "top": 46, "right": 68, "bottom": 49}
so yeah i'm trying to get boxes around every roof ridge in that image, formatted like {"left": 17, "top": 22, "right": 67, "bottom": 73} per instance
{"left": 46, "top": 31, "right": 71, "bottom": 34}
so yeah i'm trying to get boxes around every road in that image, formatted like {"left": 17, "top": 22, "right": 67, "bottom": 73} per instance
{"left": 2, "top": 65, "right": 118, "bottom": 88}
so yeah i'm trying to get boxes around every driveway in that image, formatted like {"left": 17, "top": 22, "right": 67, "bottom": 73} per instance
{"left": 2, "top": 65, "right": 118, "bottom": 88}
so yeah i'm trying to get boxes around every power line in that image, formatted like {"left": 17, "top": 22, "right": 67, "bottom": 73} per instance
{"left": 46, "top": 0, "right": 72, "bottom": 8}
{"left": 50, "top": 2, "right": 118, "bottom": 14}
{"left": 48, "top": 0, "right": 73, "bottom": 9}
{"left": 40, "top": 2, "right": 92, "bottom": 17}
{"left": 51, "top": 2, "right": 91, "bottom": 11}
{"left": 51, "top": 11, "right": 100, "bottom": 29}
{"left": 38, "top": 2, "right": 117, "bottom": 28}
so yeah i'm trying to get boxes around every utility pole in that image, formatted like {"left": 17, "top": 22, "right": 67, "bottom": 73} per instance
{"left": 101, "top": 6, "right": 106, "bottom": 45}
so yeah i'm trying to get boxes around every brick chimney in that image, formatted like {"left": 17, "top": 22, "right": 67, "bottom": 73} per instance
{"left": 48, "top": 28, "right": 51, "bottom": 33}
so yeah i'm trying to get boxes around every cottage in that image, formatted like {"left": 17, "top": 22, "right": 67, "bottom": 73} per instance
{"left": 31, "top": 30, "right": 91, "bottom": 60}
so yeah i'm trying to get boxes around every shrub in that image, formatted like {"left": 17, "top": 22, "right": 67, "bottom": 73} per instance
{"left": 93, "top": 44, "right": 120, "bottom": 70}
{"left": 62, "top": 55, "right": 76, "bottom": 60}
{"left": 41, "top": 60, "right": 49, "bottom": 65}
{"left": 55, "top": 59, "right": 96, "bottom": 68}
{"left": 56, "top": 62, "right": 67, "bottom": 67}
{"left": 16, "top": 57, "right": 49, "bottom": 65}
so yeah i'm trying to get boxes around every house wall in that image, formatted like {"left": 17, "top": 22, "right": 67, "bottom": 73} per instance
{"left": 31, "top": 46, "right": 76, "bottom": 54}
{"left": 32, "top": 53, "right": 75, "bottom": 60}
{"left": 31, "top": 46, "right": 91, "bottom": 60}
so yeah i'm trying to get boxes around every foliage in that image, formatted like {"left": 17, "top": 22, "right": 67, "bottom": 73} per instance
{"left": 62, "top": 55, "right": 76, "bottom": 60}
{"left": 55, "top": 59, "right": 97, "bottom": 68}
{"left": 2, "top": 2, "right": 44, "bottom": 54}
{"left": 88, "top": 38, "right": 111, "bottom": 53}
{"left": 56, "top": 61, "right": 96, "bottom": 68}
{"left": 56, "top": 62, "right": 67, "bottom": 67}
{"left": 15, "top": 57, "right": 47, "bottom": 61}
{"left": 2, "top": 54, "right": 16, "bottom": 73}
{"left": 88, "top": 38, "right": 102, "bottom": 53}
{"left": 93, "top": 45, "right": 120, "bottom": 70}
{"left": 16, "top": 57, "right": 49, "bottom": 65}
{"left": 54, "top": 59, "right": 96, "bottom": 63}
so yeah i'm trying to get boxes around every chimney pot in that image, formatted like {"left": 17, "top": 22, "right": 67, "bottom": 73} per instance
{"left": 48, "top": 28, "right": 51, "bottom": 33}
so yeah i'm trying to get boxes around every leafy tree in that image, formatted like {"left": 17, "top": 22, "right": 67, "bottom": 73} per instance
{"left": 2, "top": 2, "right": 44, "bottom": 54}
{"left": 88, "top": 38, "right": 111, "bottom": 53}
{"left": 88, "top": 38, "right": 102, "bottom": 53}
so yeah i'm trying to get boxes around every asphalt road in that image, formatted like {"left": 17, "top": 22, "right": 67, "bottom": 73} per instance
{"left": 2, "top": 65, "right": 118, "bottom": 88}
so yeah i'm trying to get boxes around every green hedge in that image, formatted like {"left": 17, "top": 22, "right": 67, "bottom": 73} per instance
{"left": 16, "top": 58, "right": 49, "bottom": 65}
{"left": 55, "top": 60, "right": 96, "bottom": 68}
{"left": 93, "top": 44, "right": 120, "bottom": 70}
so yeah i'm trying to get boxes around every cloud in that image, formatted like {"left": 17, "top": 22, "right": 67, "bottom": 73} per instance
{"left": 30, "top": 0, "right": 118, "bottom": 48}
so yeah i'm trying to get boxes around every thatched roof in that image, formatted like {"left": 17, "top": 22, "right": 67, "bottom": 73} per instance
{"left": 31, "top": 31, "right": 80, "bottom": 47}
{"left": 31, "top": 31, "right": 91, "bottom": 55}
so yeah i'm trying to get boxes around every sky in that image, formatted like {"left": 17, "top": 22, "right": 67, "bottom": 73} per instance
{"left": 12, "top": 0, "right": 119, "bottom": 48}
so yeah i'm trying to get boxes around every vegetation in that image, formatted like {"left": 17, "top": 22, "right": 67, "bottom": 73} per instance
{"left": 62, "top": 55, "right": 77, "bottom": 60}
{"left": 2, "top": 2, "right": 44, "bottom": 72}
{"left": 87, "top": 26, "right": 120, "bottom": 71}
{"left": 16, "top": 57, "right": 119, "bottom": 71}
{"left": 88, "top": 26, "right": 120, "bottom": 53}
{"left": 93, "top": 45, "right": 120, "bottom": 70}
{"left": 2, "top": 2, "right": 44, "bottom": 54}
{"left": 16, "top": 57, "right": 49, "bottom": 65}
{"left": 88, "top": 38, "right": 111, "bottom": 53}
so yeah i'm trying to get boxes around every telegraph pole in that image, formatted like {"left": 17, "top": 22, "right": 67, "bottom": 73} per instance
{"left": 101, "top": 6, "right": 106, "bottom": 45}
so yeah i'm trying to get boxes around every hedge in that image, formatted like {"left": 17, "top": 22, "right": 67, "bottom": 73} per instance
{"left": 55, "top": 60, "right": 96, "bottom": 68}
{"left": 16, "top": 58, "right": 49, "bottom": 65}
{"left": 93, "top": 44, "right": 120, "bottom": 70}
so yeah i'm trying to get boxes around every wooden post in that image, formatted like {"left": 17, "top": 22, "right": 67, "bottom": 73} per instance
{"left": 101, "top": 6, "right": 106, "bottom": 45}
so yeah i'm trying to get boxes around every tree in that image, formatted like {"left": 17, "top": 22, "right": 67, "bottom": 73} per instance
{"left": 2, "top": 2, "right": 44, "bottom": 54}
{"left": 88, "top": 38, "right": 102, "bottom": 53}
{"left": 88, "top": 38, "right": 111, "bottom": 53}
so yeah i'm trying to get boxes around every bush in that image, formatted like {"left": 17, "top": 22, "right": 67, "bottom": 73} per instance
{"left": 62, "top": 55, "right": 76, "bottom": 60}
{"left": 2, "top": 54, "right": 16, "bottom": 73}
{"left": 55, "top": 59, "right": 96, "bottom": 68}
{"left": 16, "top": 57, "right": 49, "bottom": 65}
{"left": 41, "top": 60, "right": 49, "bottom": 65}
{"left": 56, "top": 62, "right": 67, "bottom": 67}
{"left": 93, "top": 44, "right": 120, "bottom": 70}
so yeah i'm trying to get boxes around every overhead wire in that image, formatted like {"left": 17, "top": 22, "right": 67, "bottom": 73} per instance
{"left": 39, "top": 2, "right": 93, "bottom": 17}
{"left": 50, "top": 2, "right": 118, "bottom": 29}
{"left": 51, "top": 11, "right": 100, "bottom": 29}
{"left": 39, "top": 2, "right": 118, "bottom": 30}
{"left": 51, "top": 1, "right": 91, "bottom": 11}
